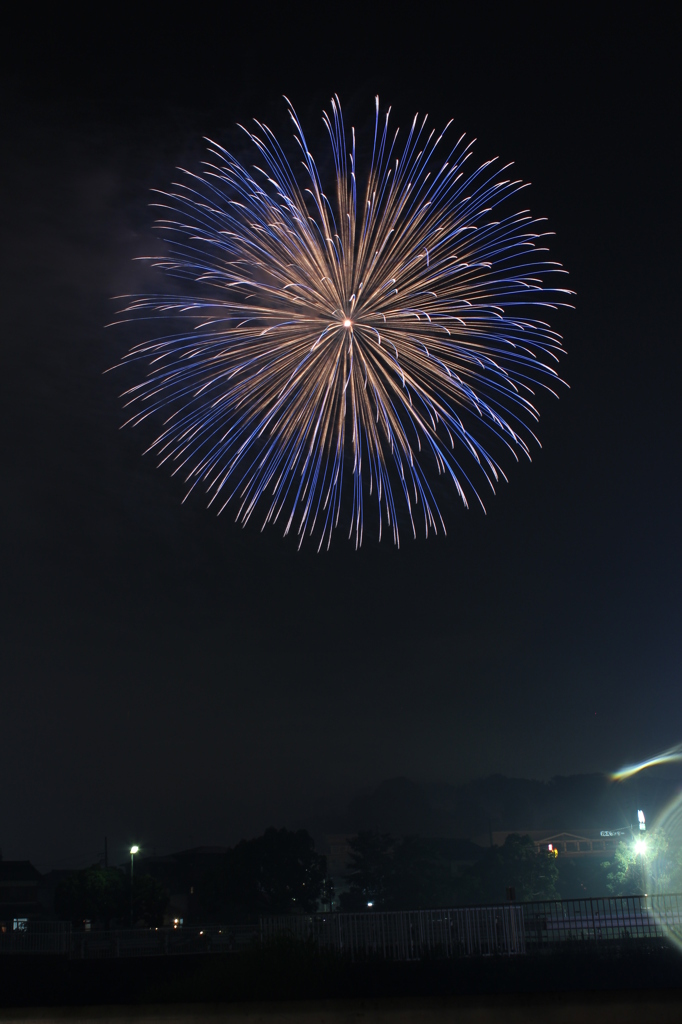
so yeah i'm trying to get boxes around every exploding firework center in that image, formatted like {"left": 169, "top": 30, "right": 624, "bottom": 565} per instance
{"left": 118, "top": 96, "right": 571, "bottom": 550}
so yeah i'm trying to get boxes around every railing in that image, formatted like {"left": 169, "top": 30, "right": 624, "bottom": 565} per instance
{"left": 0, "top": 922, "right": 258, "bottom": 958}
{"left": 523, "top": 893, "right": 682, "bottom": 948}
{"left": 0, "top": 921, "right": 71, "bottom": 955}
{"left": 261, "top": 905, "right": 525, "bottom": 959}
{"left": 2, "top": 894, "right": 682, "bottom": 959}
{"left": 69, "top": 923, "right": 259, "bottom": 959}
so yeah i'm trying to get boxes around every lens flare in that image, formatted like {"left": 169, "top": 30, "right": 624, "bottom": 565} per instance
{"left": 608, "top": 743, "right": 682, "bottom": 950}
{"left": 610, "top": 743, "right": 682, "bottom": 782}
{"left": 642, "top": 794, "right": 682, "bottom": 951}
{"left": 114, "top": 96, "right": 572, "bottom": 548}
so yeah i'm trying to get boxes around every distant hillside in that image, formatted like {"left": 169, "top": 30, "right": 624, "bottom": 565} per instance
{"left": 305, "top": 771, "right": 682, "bottom": 842}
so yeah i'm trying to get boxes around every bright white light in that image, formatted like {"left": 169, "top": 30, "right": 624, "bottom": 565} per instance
{"left": 343, "top": 319, "right": 352, "bottom": 328}
{"left": 367, "top": 901, "right": 374, "bottom": 907}
{"left": 130, "top": 845, "right": 139, "bottom": 855}
{"left": 634, "top": 838, "right": 647, "bottom": 856}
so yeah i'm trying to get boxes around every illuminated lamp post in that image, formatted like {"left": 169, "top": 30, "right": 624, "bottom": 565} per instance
{"left": 636, "top": 810, "right": 647, "bottom": 898}
{"left": 633, "top": 836, "right": 647, "bottom": 898}
{"left": 130, "top": 845, "right": 139, "bottom": 926}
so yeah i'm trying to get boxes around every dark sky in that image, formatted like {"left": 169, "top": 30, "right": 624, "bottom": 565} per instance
{"left": 2, "top": 10, "right": 679, "bottom": 871}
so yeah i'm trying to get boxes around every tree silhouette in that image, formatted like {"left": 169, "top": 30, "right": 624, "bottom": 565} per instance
{"left": 605, "top": 829, "right": 682, "bottom": 896}
{"left": 340, "top": 832, "right": 395, "bottom": 910}
{"left": 55, "top": 866, "right": 126, "bottom": 927}
{"left": 461, "top": 834, "right": 560, "bottom": 903}
{"left": 199, "top": 827, "right": 326, "bottom": 916}
{"left": 55, "top": 866, "right": 168, "bottom": 927}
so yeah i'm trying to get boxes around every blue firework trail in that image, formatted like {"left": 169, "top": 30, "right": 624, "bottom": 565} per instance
{"left": 113, "top": 97, "right": 572, "bottom": 549}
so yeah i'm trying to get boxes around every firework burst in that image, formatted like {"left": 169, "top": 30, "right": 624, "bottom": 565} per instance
{"left": 114, "top": 96, "right": 572, "bottom": 548}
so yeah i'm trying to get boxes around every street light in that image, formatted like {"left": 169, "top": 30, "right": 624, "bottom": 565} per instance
{"left": 130, "top": 846, "right": 139, "bottom": 926}
{"left": 633, "top": 836, "right": 648, "bottom": 900}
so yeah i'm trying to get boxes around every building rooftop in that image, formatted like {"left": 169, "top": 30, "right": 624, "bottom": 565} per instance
{"left": 0, "top": 861, "right": 42, "bottom": 883}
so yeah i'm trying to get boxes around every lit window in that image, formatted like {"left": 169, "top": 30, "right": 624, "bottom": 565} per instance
{"left": 13, "top": 918, "right": 28, "bottom": 932}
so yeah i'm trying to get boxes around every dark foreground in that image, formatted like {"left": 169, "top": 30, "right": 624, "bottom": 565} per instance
{"left": 1, "top": 991, "right": 682, "bottom": 1024}
{"left": 1, "top": 941, "right": 682, "bottom": 1013}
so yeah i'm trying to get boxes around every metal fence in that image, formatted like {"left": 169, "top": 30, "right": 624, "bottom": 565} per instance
{"left": 69, "top": 924, "right": 259, "bottom": 959}
{"left": 3, "top": 895, "right": 682, "bottom": 960}
{"left": 523, "top": 893, "right": 682, "bottom": 949}
{"left": 0, "top": 921, "right": 71, "bottom": 956}
{"left": 261, "top": 905, "right": 525, "bottom": 959}
{"left": 0, "top": 921, "right": 259, "bottom": 958}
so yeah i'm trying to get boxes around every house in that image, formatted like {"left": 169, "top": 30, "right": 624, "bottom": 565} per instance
{"left": 0, "top": 861, "right": 42, "bottom": 931}
{"left": 478, "top": 828, "right": 631, "bottom": 858}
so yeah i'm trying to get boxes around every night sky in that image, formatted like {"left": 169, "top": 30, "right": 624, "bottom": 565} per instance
{"left": 2, "top": 11, "right": 679, "bottom": 871}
